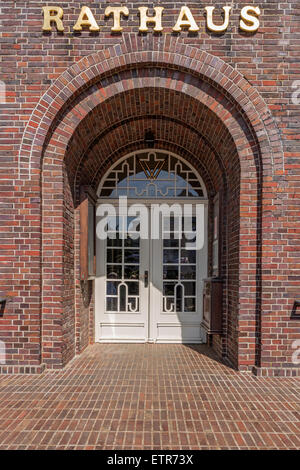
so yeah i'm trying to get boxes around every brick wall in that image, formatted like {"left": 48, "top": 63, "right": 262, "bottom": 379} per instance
{"left": 0, "top": 1, "right": 299, "bottom": 374}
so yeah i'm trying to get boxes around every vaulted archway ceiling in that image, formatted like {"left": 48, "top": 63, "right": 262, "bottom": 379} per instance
{"left": 63, "top": 84, "right": 247, "bottom": 197}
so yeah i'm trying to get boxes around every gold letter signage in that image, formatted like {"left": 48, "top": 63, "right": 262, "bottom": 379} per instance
{"left": 205, "top": 6, "right": 232, "bottom": 33}
{"left": 138, "top": 7, "right": 164, "bottom": 33}
{"left": 73, "top": 6, "right": 100, "bottom": 31}
{"left": 240, "top": 6, "right": 261, "bottom": 32}
{"left": 173, "top": 7, "right": 199, "bottom": 32}
{"left": 42, "top": 6, "right": 64, "bottom": 31}
{"left": 42, "top": 5, "right": 261, "bottom": 34}
{"left": 104, "top": 7, "right": 129, "bottom": 32}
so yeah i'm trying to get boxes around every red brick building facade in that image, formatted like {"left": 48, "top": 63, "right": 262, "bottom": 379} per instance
{"left": 0, "top": 1, "right": 299, "bottom": 375}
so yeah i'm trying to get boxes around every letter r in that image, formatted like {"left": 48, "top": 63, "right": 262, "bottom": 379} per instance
{"left": 42, "top": 6, "right": 64, "bottom": 32}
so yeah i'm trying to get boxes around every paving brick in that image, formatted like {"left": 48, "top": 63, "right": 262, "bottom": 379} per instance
{"left": 0, "top": 344, "right": 299, "bottom": 450}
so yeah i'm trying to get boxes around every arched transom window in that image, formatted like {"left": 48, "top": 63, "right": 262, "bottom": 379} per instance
{"left": 98, "top": 150, "right": 207, "bottom": 199}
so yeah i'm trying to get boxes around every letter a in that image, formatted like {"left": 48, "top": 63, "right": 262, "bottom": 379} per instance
{"left": 173, "top": 7, "right": 199, "bottom": 32}
{"left": 74, "top": 6, "right": 100, "bottom": 32}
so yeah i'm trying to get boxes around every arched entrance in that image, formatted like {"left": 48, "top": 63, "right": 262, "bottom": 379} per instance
{"left": 95, "top": 149, "right": 208, "bottom": 343}
{"left": 13, "top": 38, "right": 284, "bottom": 373}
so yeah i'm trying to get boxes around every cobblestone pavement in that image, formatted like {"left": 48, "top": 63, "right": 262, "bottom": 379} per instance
{"left": 0, "top": 344, "right": 299, "bottom": 450}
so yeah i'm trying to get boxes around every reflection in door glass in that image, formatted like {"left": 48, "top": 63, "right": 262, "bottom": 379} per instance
{"left": 163, "top": 249, "right": 179, "bottom": 264}
{"left": 105, "top": 225, "right": 140, "bottom": 313}
{"left": 162, "top": 217, "right": 197, "bottom": 313}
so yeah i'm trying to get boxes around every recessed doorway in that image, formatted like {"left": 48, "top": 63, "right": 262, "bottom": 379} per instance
{"left": 95, "top": 150, "right": 208, "bottom": 343}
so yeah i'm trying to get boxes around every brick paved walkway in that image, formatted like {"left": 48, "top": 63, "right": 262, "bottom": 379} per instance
{"left": 0, "top": 344, "right": 299, "bottom": 450}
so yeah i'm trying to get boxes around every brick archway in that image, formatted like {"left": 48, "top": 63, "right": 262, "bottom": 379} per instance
{"left": 14, "top": 38, "right": 285, "bottom": 373}
{"left": 40, "top": 78, "right": 256, "bottom": 371}
{"left": 19, "top": 37, "right": 283, "bottom": 179}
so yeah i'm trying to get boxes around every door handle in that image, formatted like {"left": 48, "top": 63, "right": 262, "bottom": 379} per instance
{"left": 144, "top": 270, "right": 149, "bottom": 288}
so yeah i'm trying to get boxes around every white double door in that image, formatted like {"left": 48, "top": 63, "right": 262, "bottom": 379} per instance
{"left": 95, "top": 203, "right": 207, "bottom": 343}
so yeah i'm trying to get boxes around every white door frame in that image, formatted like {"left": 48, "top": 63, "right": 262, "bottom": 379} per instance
{"left": 95, "top": 199, "right": 208, "bottom": 343}
{"left": 95, "top": 203, "right": 150, "bottom": 343}
{"left": 148, "top": 202, "right": 208, "bottom": 343}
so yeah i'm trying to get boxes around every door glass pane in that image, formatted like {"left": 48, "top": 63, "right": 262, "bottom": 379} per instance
{"left": 181, "top": 234, "right": 196, "bottom": 248}
{"left": 184, "top": 298, "right": 196, "bottom": 313}
{"left": 180, "top": 250, "right": 196, "bottom": 264}
{"left": 107, "top": 265, "right": 122, "bottom": 279}
{"left": 107, "top": 249, "right": 122, "bottom": 264}
{"left": 181, "top": 265, "right": 196, "bottom": 280}
{"left": 107, "top": 281, "right": 119, "bottom": 295}
{"left": 163, "top": 282, "right": 176, "bottom": 296}
{"left": 124, "top": 249, "right": 139, "bottom": 264}
{"left": 163, "top": 237, "right": 179, "bottom": 247}
{"left": 105, "top": 226, "right": 140, "bottom": 313}
{"left": 124, "top": 266, "right": 139, "bottom": 280}
{"left": 163, "top": 249, "right": 179, "bottom": 264}
{"left": 182, "top": 282, "right": 196, "bottom": 296}
{"left": 163, "top": 267, "right": 179, "bottom": 280}
{"left": 124, "top": 237, "right": 140, "bottom": 248}
{"left": 107, "top": 235, "right": 122, "bottom": 247}
{"left": 127, "top": 282, "right": 139, "bottom": 295}
{"left": 162, "top": 215, "right": 198, "bottom": 314}
{"left": 106, "top": 297, "right": 118, "bottom": 312}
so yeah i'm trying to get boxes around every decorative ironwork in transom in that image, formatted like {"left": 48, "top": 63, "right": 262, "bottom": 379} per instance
{"left": 98, "top": 150, "right": 206, "bottom": 199}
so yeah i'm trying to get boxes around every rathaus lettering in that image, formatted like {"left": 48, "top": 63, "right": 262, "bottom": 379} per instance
{"left": 42, "top": 5, "right": 261, "bottom": 34}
